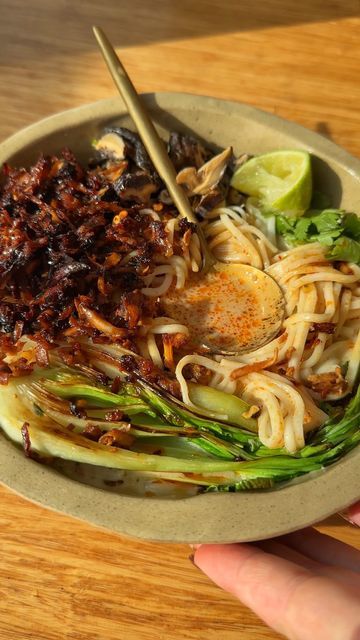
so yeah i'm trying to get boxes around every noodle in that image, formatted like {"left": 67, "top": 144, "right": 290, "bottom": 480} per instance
{"left": 141, "top": 214, "right": 202, "bottom": 297}
{"left": 205, "top": 207, "right": 277, "bottom": 268}
{"left": 137, "top": 205, "right": 360, "bottom": 452}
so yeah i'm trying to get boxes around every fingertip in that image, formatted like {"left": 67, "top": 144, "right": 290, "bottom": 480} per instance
{"left": 193, "top": 543, "right": 260, "bottom": 595}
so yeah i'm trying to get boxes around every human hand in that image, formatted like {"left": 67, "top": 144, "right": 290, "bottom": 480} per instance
{"left": 192, "top": 502, "right": 360, "bottom": 640}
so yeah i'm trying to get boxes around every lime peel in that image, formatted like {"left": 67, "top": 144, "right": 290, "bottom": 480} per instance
{"left": 231, "top": 150, "right": 312, "bottom": 217}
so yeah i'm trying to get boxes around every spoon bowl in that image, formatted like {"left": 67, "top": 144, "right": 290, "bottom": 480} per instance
{"left": 162, "top": 262, "right": 284, "bottom": 355}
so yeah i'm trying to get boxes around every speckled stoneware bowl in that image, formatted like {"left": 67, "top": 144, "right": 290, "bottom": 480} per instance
{"left": 0, "top": 93, "right": 359, "bottom": 543}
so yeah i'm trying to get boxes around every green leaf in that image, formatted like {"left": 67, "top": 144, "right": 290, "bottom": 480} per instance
{"left": 275, "top": 215, "right": 297, "bottom": 240}
{"left": 311, "top": 383, "right": 360, "bottom": 445}
{"left": 340, "top": 382, "right": 360, "bottom": 419}
{"left": 276, "top": 208, "right": 360, "bottom": 264}
{"left": 342, "top": 213, "right": 360, "bottom": 240}
{"left": 310, "top": 209, "right": 342, "bottom": 233}
{"left": 191, "top": 436, "right": 241, "bottom": 460}
{"left": 132, "top": 436, "right": 214, "bottom": 459}
{"left": 292, "top": 216, "right": 313, "bottom": 242}
{"left": 43, "top": 381, "right": 128, "bottom": 406}
{"left": 317, "top": 231, "right": 342, "bottom": 246}
{"left": 136, "top": 380, "right": 261, "bottom": 451}
{"left": 326, "top": 236, "right": 360, "bottom": 264}
{"left": 41, "top": 380, "right": 155, "bottom": 415}
{"left": 204, "top": 477, "right": 275, "bottom": 491}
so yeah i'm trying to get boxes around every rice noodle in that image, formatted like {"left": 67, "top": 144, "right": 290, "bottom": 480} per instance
{"left": 137, "top": 206, "right": 360, "bottom": 453}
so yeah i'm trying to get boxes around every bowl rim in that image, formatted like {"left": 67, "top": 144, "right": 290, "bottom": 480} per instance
{"left": 0, "top": 92, "right": 359, "bottom": 543}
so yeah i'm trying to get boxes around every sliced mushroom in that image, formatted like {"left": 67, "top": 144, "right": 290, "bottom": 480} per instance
{"left": 93, "top": 127, "right": 160, "bottom": 180}
{"left": 105, "top": 127, "right": 157, "bottom": 177}
{"left": 234, "top": 153, "right": 252, "bottom": 168}
{"left": 176, "top": 146, "right": 232, "bottom": 196}
{"left": 168, "top": 132, "right": 210, "bottom": 170}
{"left": 94, "top": 132, "right": 127, "bottom": 161}
{"left": 175, "top": 166, "right": 198, "bottom": 194}
{"left": 195, "top": 188, "right": 225, "bottom": 218}
{"left": 114, "top": 170, "right": 158, "bottom": 204}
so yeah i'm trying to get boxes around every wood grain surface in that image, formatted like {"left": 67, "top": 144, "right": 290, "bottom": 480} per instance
{"left": 0, "top": 2, "right": 359, "bottom": 639}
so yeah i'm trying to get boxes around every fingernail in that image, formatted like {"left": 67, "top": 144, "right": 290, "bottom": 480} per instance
{"left": 189, "top": 544, "right": 202, "bottom": 550}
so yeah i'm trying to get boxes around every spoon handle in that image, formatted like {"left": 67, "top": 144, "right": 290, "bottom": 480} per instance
{"left": 94, "top": 26, "right": 191, "bottom": 217}
{"left": 93, "top": 26, "right": 214, "bottom": 271}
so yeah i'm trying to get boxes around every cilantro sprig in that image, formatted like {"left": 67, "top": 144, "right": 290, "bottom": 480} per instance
{"left": 276, "top": 209, "right": 360, "bottom": 264}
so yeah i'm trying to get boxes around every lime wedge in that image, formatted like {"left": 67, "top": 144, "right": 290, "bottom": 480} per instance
{"left": 231, "top": 150, "right": 312, "bottom": 216}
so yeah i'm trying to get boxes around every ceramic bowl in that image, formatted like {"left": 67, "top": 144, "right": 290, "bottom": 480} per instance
{"left": 0, "top": 93, "right": 359, "bottom": 543}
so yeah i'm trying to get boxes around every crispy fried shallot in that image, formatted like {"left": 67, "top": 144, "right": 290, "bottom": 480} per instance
{"left": 0, "top": 138, "right": 198, "bottom": 380}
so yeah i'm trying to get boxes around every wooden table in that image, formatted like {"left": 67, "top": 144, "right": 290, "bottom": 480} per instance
{"left": 0, "top": 2, "right": 359, "bottom": 638}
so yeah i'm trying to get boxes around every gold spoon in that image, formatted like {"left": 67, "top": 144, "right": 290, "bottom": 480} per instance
{"left": 93, "top": 26, "right": 285, "bottom": 355}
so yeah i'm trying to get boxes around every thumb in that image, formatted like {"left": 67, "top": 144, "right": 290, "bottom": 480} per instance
{"left": 193, "top": 543, "right": 360, "bottom": 640}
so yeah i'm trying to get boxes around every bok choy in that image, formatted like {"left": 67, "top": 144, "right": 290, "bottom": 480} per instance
{"left": 0, "top": 355, "right": 359, "bottom": 492}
